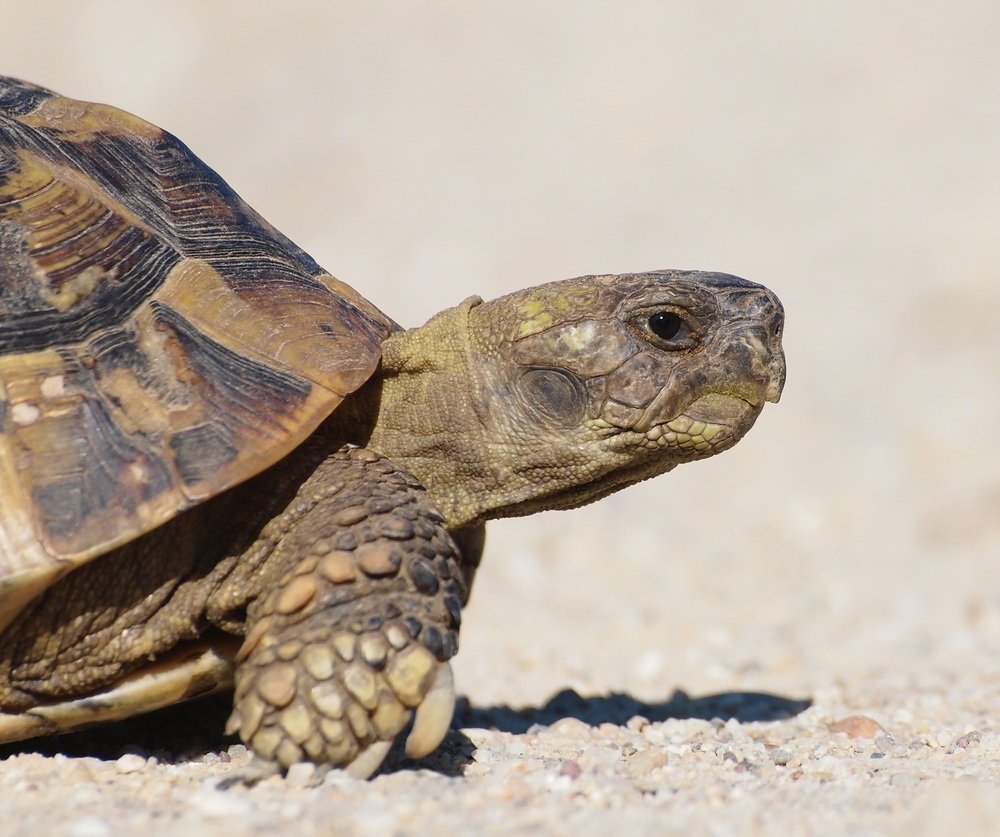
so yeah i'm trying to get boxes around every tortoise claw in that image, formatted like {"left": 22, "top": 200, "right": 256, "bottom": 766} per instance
{"left": 404, "top": 662, "right": 455, "bottom": 758}
{"left": 344, "top": 739, "right": 393, "bottom": 779}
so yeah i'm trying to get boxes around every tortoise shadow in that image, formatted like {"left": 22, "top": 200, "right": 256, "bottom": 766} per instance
{"left": 454, "top": 687, "right": 812, "bottom": 733}
{"left": 0, "top": 687, "right": 811, "bottom": 776}
{"left": 388, "top": 687, "right": 811, "bottom": 776}
{"left": 0, "top": 692, "right": 239, "bottom": 764}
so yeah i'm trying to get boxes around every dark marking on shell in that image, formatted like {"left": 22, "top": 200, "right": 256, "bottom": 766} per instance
{"left": 169, "top": 423, "right": 239, "bottom": 486}
{"left": 152, "top": 302, "right": 312, "bottom": 430}
{"left": 0, "top": 232, "right": 181, "bottom": 355}
{"left": 0, "top": 77, "right": 54, "bottom": 117}
{"left": 26, "top": 395, "right": 173, "bottom": 548}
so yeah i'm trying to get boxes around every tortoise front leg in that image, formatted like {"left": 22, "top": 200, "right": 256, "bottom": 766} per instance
{"left": 221, "top": 446, "right": 465, "bottom": 777}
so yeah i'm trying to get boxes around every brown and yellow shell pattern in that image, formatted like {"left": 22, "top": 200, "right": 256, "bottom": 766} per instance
{"left": 0, "top": 76, "right": 393, "bottom": 626}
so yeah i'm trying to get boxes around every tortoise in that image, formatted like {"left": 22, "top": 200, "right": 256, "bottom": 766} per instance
{"left": 0, "top": 76, "right": 785, "bottom": 778}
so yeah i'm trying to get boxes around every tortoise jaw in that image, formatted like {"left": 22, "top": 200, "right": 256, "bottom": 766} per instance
{"left": 642, "top": 393, "right": 763, "bottom": 456}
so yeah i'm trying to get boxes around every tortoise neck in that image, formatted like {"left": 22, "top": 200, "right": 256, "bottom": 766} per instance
{"left": 363, "top": 297, "right": 496, "bottom": 527}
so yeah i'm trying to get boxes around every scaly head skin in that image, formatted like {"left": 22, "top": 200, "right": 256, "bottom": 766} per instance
{"left": 364, "top": 270, "right": 785, "bottom": 527}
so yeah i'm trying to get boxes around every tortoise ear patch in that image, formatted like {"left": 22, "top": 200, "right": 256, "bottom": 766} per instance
{"left": 516, "top": 368, "right": 586, "bottom": 426}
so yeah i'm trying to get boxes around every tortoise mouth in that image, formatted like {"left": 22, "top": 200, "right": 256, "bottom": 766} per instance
{"left": 644, "top": 393, "right": 762, "bottom": 455}
{"left": 487, "top": 394, "right": 765, "bottom": 520}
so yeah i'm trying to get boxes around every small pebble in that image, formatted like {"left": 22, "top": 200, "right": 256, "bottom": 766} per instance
{"left": 549, "top": 717, "right": 591, "bottom": 738}
{"left": 642, "top": 726, "right": 666, "bottom": 745}
{"left": 828, "top": 716, "right": 883, "bottom": 739}
{"left": 461, "top": 728, "right": 496, "bottom": 748}
{"left": 770, "top": 748, "right": 793, "bottom": 766}
{"left": 626, "top": 748, "right": 669, "bottom": 777}
{"left": 322, "top": 769, "right": 357, "bottom": 788}
{"left": 114, "top": 754, "right": 146, "bottom": 774}
{"left": 286, "top": 762, "right": 318, "bottom": 787}
{"left": 579, "top": 747, "right": 621, "bottom": 771}
{"left": 559, "top": 760, "right": 582, "bottom": 779}
{"left": 874, "top": 734, "right": 896, "bottom": 751}
{"left": 953, "top": 730, "right": 983, "bottom": 750}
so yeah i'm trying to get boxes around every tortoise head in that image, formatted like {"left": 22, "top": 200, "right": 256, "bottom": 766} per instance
{"left": 372, "top": 270, "right": 784, "bottom": 526}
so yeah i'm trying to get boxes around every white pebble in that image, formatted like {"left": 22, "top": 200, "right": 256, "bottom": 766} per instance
{"left": 285, "top": 762, "right": 317, "bottom": 787}
{"left": 114, "top": 754, "right": 146, "bottom": 774}
{"left": 936, "top": 730, "right": 956, "bottom": 748}
{"left": 462, "top": 728, "right": 498, "bottom": 747}
{"left": 642, "top": 726, "right": 666, "bottom": 745}
{"left": 549, "top": 717, "right": 592, "bottom": 738}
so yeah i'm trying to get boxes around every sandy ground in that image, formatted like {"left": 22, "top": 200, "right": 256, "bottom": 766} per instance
{"left": 2, "top": 1, "right": 999, "bottom": 834}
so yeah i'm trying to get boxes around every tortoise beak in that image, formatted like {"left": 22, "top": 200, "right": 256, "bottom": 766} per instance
{"left": 761, "top": 338, "right": 786, "bottom": 404}
{"left": 736, "top": 326, "right": 785, "bottom": 406}
{"left": 766, "top": 351, "right": 786, "bottom": 403}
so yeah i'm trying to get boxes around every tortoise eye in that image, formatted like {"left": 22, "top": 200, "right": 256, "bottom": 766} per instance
{"left": 648, "top": 311, "right": 684, "bottom": 341}
{"left": 640, "top": 309, "right": 697, "bottom": 349}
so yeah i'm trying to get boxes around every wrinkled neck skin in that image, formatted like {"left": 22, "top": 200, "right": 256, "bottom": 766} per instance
{"left": 337, "top": 271, "right": 786, "bottom": 530}
{"left": 357, "top": 298, "right": 501, "bottom": 527}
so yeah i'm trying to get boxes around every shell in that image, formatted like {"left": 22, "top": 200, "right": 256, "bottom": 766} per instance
{"left": 0, "top": 77, "right": 393, "bottom": 628}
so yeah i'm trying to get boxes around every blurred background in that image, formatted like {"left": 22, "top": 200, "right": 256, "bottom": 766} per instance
{"left": 6, "top": 1, "right": 998, "bottom": 712}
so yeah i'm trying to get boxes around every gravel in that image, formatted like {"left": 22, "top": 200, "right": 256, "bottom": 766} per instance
{"left": 2, "top": 669, "right": 999, "bottom": 835}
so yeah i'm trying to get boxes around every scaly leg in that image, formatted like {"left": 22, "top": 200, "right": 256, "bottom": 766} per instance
{"left": 223, "top": 446, "right": 465, "bottom": 777}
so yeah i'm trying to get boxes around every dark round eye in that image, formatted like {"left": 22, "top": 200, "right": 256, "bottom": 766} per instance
{"left": 648, "top": 311, "right": 684, "bottom": 341}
